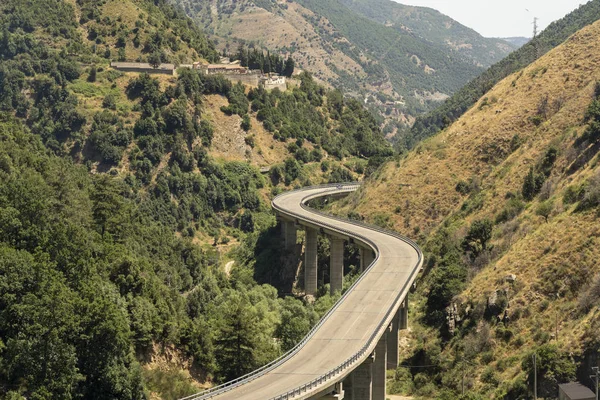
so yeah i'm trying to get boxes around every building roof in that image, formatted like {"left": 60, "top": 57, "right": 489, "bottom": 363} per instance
{"left": 559, "top": 382, "right": 596, "bottom": 399}
{"left": 111, "top": 62, "right": 175, "bottom": 71}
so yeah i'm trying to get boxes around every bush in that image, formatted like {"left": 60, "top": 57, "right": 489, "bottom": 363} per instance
{"left": 462, "top": 219, "right": 493, "bottom": 257}
{"left": 102, "top": 93, "right": 117, "bottom": 110}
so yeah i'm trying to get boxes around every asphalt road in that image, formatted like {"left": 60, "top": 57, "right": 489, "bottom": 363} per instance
{"left": 188, "top": 184, "right": 422, "bottom": 400}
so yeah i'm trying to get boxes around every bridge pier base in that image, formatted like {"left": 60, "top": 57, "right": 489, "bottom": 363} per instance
{"left": 305, "top": 227, "right": 318, "bottom": 296}
{"left": 373, "top": 334, "right": 387, "bottom": 400}
{"left": 284, "top": 220, "right": 297, "bottom": 251}
{"left": 330, "top": 237, "right": 344, "bottom": 295}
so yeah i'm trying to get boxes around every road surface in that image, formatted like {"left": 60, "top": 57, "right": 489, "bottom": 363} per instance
{"left": 184, "top": 184, "right": 423, "bottom": 400}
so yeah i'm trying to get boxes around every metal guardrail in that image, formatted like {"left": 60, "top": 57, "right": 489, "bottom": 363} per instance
{"left": 180, "top": 183, "right": 423, "bottom": 400}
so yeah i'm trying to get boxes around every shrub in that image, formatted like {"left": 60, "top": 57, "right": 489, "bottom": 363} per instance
{"left": 462, "top": 219, "right": 493, "bottom": 257}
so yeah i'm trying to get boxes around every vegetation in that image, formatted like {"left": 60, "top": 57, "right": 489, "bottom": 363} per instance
{"left": 337, "top": 0, "right": 515, "bottom": 68}
{"left": 407, "top": 0, "right": 600, "bottom": 150}
{"left": 0, "top": 0, "right": 396, "bottom": 397}
{"left": 173, "top": 0, "right": 508, "bottom": 128}
{"left": 331, "top": 15, "right": 600, "bottom": 399}
{"left": 249, "top": 73, "right": 392, "bottom": 160}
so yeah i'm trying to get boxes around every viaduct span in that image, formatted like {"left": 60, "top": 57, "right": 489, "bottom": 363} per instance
{"left": 182, "top": 183, "right": 423, "bottom": 400}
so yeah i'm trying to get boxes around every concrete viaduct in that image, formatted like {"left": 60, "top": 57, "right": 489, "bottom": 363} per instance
{"left": 181, "top": 183, "right": 423, "bottom": 400}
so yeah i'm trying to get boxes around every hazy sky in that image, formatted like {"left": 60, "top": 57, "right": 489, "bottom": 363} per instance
{"left": 393, "top": 0, "right": 588, "bottom": 38}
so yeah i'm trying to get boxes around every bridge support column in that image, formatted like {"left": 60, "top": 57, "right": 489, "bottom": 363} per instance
{"left": 305, "top": 227, "right": 318, "bottom": 296}
{"left": 373, "top": 334, "right": 387, "bottom": 400}
{"left": 387, "top": 309, "right": 399, "bottom": 370}
{"left": 350, "top": 357, "right": 373, "bottom": 400}
{"left": 330, "top": 237, "right": 344, "bottom": 295}
{"left": 360, "top": 248, "right": 375, "bottom": 273}
{"left": 399, "top": 294, "right": 409, "bottom": 330}
{"left": 284, "top": 220, "right": 297, "bottom": 251}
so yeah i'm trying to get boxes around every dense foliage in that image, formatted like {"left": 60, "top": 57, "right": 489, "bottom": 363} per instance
{"left": 233, "top": 44, "right": 295, "bottom": 77}
{"left": 406, "top": 0, "right": 600, "bottom": 150}
{"left": 249, "top": 73, "right": 392, "bottom": 160}
{"left": 0, "top": 1, "right": 396, "bottom": 397}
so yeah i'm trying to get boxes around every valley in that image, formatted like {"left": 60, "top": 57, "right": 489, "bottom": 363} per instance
{"left": 1, "top": 0, "right": 600, "bottom": 400}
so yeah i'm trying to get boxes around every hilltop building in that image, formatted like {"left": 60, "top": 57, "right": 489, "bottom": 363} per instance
{"left": 110, "top": 60, "right": 286, "bottom": 90}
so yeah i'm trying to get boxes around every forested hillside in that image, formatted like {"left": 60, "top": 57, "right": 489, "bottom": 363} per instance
{"left": 405, "top": 0, "right": 600, "bottom": 151}
{"left": 337, "top": 0, "right": 513, "bottom": 68}
{"left": 171, "top": 0, "right": 515, "bottom": 135}
{"left": 332, "top": 18, "right": 600, "bottom": 399}
{"left": 0, "top": 0, "right": 393, "bottom": 398}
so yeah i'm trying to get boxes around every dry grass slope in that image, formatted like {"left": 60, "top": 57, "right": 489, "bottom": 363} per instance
{"left": 335, "top": 19, "right": 600, "bottom": 396}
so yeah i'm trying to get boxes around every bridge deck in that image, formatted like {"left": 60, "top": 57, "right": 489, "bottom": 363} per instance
{"left": 190, "top": 185, "right": 422, "bottom": 400}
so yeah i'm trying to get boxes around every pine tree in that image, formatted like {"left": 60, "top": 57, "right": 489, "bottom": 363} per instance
{"left": 283, "top": 56, "right": 295, "bottom": 77}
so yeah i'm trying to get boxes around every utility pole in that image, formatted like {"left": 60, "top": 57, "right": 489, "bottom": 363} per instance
{"left": 533, "top": 353, "right": 537, "bottom": 400}
{"left": 591, "top": 366, "right": 599, "bottom": 400}
{"left": 533, "top": 17, "right": 539, "bottom": 59}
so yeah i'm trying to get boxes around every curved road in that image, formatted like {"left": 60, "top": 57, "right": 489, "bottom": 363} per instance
{"left": 185, "top": 184, "right": 423, "bottom": 400}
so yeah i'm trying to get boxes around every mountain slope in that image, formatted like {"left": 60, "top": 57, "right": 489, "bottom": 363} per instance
{"left": 333, "top": 17, "right": 600, "bottom": 398}
{"left": 406, "top": 0, "right": 600, "bottom": 150}
{"left": 0, "top": 0, "right": 393, "bottom": 398}
{"left": 338, "top": 0, "right": 514, "bottom": 68}
{"left": 172, "top": 0, "right": 514, "bottom": 124}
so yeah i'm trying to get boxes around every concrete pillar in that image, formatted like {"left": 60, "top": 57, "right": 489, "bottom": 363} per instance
{"left": 399, "top": 295, "right": 408, "bottom": 330}
{"left": 330, "top": 237, "right": 344, "bottom": 295}
{"left": 343, "top": 375, "right": 353, "bottom": 400}
{"left": 359, "top": 248, "right": 375, "bottom": 273}
{"left": 305, "top": 227, "right": 318, "bottom": 296}
{"left": 360, "top": 248, "right": 375, "bottom": 272}
{"left": 284, "top": 220, "right": 297, "bottom": 251}
{"left": 387, "top": 310, "right": 399, "bottom": 370}
{"left": 373, "top": 335, "right": 387, "bottom": 400}
{"left": 351, "top": 357, "right": 373, "bottom": 400}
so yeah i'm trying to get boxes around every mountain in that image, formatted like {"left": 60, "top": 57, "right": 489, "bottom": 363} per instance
{"left": 501, "top": 36, "right": 531, "bottom": 47}
{"left": 0, "top": 0, "right": 393, "bottom": 398}
{"left": 338, "top": 0, "right": 515, "bottom": 67}
{"left": 407, "top": 0, "right": 600, "bottom": 150}
{"left": 171, "top": 0, "right": 516, "bottom": 130}
{"left": 332, "top": 17, "right": 600, "bottom": 399}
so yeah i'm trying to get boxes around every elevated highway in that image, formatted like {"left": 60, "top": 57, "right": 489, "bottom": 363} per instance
{"left": 183, "top": 183, "right": 423, "bottom": 400}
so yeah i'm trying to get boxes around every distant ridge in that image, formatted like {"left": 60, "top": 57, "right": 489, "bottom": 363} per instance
{"left": 499, "top": 36, "right": 531, "bottom": 47}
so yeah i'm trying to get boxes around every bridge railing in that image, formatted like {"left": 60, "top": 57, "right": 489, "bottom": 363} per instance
{"left": 180, "top": 183, "right": 423, "bottom": 400}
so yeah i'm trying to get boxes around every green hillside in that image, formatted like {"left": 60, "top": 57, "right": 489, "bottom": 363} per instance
{"left": 338, "top": 0, "right": 514, "bottom": 68}
{"left": 0, "top": 0, "right": 393, "bottom": 398}
{"left": 404, "top": 0, "right": 600, "bottom": 151}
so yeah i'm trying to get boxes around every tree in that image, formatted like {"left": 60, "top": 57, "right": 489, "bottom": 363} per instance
{"left": 276, "top": 297, "right": 314, "bottom": 352}
{"left": 148, "top": 51, "right": 162, "bottom": 69}
{"left": 283, "top": 56, "right": 295, "bottom": 77}
{"left": 522, "top": 345, "right": 576, "bottom": 399}
{"left": 522, "top": 167, "right": 545, "bottom": 201}
{"left": 213, "top": 288, "right": 280, "bottom": 382}
{"left": 241, "top": 114, "right": 251, "bottom": 132}
{"left": 88, "top": 65, "right": 97, "bottom": 82}
{"left": 462, "top": 219, "right": 493, "bottom": 257}
{"left": 536, "top": 200, "right": 554, "bottom": 222}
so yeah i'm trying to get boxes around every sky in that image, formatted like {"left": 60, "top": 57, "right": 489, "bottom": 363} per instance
{"left": 392, "top": 0, "right": 588, "bottom": 38}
